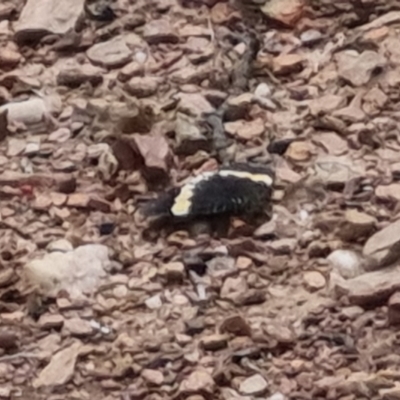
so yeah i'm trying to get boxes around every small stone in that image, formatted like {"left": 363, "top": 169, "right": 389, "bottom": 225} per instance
{"left": 0, "top": 387, "right": 11, "bottom": 398}
{"left": 227, "top": 93, "right": 253, "bottom": 110}
{"left": 50, "top": 192, "right": 68, "bottom": 207}
{"left": 142, "top": 369, "right": 164, "bottom": 386}
{"left": 254, "top": 83, "right": 271, "bottom": 98}
{"left": 315, "top": 154, "right": 364, "bottom": 186}
{"left": 145, "top": 294, "right": 163, "bottom": 310}
{"left": 376, "top": 184, "right": 400, "bottom": 202}
{"left": 7, "top": 138, "right": 25, "bottom": 157}
{"left": 111, "top": 102, "right": 154, "bottom": 134}
{"left": 64, "top": 318, "right": 94, "bottom": 336}
{"left": 0, "top": 4, "right": 16, "bottom": 20}
{"left": 261, "top": 0, "right": 304, "bottom": 27}
{"left": 224, "top": 118, "right": 264, "bottom": 140}
{"left": 363, "top": 87, "right": 388, "bottom": 112}
{"left": 0, "top": 46, "right": 21, "bottom": 68}
{"left": 313, "top": 132, "right": 348, "bottom": 156}
{"left": 174, "top": 113, "right": 209, "bottom": 155}
{"left": 388, "top": 292, "right": 400, "bottom": 325}
{"left": 268, "top": 238, "right": 297, "bottom": 255}
{"left": 125, "top": 77, "right": 161, "bottom": 98}
{"left": 24, "top": 141, "right": 40, "bottom": 156}
{"left": 118, "top": 61, "right": 143, "bottom": 82}
{"left": 57, "top": 64, "right": 103, "bottom": 88}
{"left": 220, "top": 315, "right": 252, "bottom": 336}
{"left": 364, "top": 26, "right": 389, "bottom": 41}
{"left": 0, "top": 330, "right": 18, "bottom": 350}
{"left": 234, "top": 289, "right": 266, "bottom": 306}
{"left": 265, "top": 323, "right": 295, "bottom": 344}
{"left": 180, "top": 370, "right": 215, "bottom": 395}
{"left": 285, "top": 141, "right": 313, "bottom": 161}
{"left": 176, "top": 333, "right": 192, "bottom": 345}
{"left": 33, "top": 342, "right": 81, "bottom": 388}
{"left": 334, "top": 103, "right": 365, "bottom": 123}
{"left": 309, "top": 95, "right": 346, "bottom": 116}
{"left": 185, "top": 318, "right": 206, "bottom": 335}
{"left": 48, "top": 128, "right": 72, "bottom": 142}
{"left": 327, "top": 249, "right": 363, "bottom": 279}
{"left": 380, "top": 384, "right": 400, "bottom": 400}
{"left": 0, "top": 269, "right": 15, "bottom": 288}
{"left": 335, "top": 50, "right": 386, "bottom": 87}
{"left": 176, "top": 93, "right": 214, "bottom": 116}
{"left": 239, "top": 374, "right": 268, "bottom": 396}
{"left": 160, "top": 262, "right": 185, "bottom": 283}
{"left": 32, "top": 194, "right": 53, "bottom": 210}
{"left": 363, "top": 219, "right": 400, "bottom": 270}
{"left": 338, "top": 209, "right": 376, "bottom": 242}
{"left": 272, "top": 54, "right": 304, "bottom": 75}
{"left": 57, "top": 176, "right": 77, "bottom": 194}
{"left": 235, "top": 256, "right": 252, "bottom": 270}
{"left": 87, "top": 36, "right": 132, "bottom": 68}
{"left": 268, "top": 393, "right": 287, "bottom": 400}
{"left": 67, "top": 193, "right": 90, "bottom": 208}
{"left": 38, "top": 314, "right": 64, "bottom": 330}
{"left": 143, "top": 18, "right": 179, "bottom": 44}
{"left": 132, "top": 133, "right": 172, "bottom": 182}
{"left": 300, "top": 29, "right": 322, "bottom": 45}
{"left": 341, "top": 305, "right": 364, "bottom": 319}
{"left": 47, "top": 239, "right": 73, "bottom": 252}
{"left": 200, "top": 334, "right": 229, "bottom": 351}
{"left": 56, "top": 298, "right": 73, "bottom": 310}
{"left": 303, "top": 271, "right": 326, "bottom": 291}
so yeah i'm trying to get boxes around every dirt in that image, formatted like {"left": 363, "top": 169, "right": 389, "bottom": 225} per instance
{"left": 2, "top": 0, "right": 400, "bottom": 399}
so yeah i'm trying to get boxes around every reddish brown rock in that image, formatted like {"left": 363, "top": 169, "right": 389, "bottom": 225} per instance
{"left": 132, "top": 133, "right": 172, "bottom": 181}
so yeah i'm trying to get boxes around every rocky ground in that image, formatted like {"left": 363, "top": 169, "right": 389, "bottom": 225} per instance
{"left": 3, "top": 0, "right": 400, "bottom": 399}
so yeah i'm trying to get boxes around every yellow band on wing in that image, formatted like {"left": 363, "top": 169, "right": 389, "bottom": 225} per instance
{"left": 218, "top": 170, "right": 273, "bottom": 186}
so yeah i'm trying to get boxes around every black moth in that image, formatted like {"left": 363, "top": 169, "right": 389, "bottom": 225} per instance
{"left": 141, "top": 163, "right": 275, "bottom": 220}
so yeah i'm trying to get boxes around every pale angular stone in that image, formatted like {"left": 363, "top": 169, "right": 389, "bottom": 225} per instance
{"left": 14, "top": 0, "right": 85, "bottom": 42}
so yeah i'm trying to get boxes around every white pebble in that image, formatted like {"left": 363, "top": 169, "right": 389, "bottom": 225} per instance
{"left": 298, "top": 209, "right": 309, "bottom": 222}
{"left": 145, "top": 294, "right": 163, "bottom": 310}
{"left": 268, "top": 393, "right": 287, "bottom": 400}
{"left": 135, "top": 51, "right": 147, "bottom": 64}
{"left": 254, "top": 83, "right": 271, "bottom": 98}
{"left": 327, "top": 249, "right": 363, "bottom": 279}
